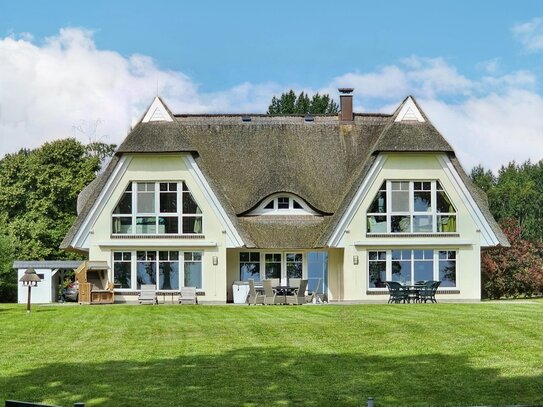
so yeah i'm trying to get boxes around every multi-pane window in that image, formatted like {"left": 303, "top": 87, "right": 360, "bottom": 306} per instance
{"left": 286, "top": 253, "right": 303, "bottom": 279}
{"left": 115, "top": 250, "right": 201, "bottom": 290}
{"left": 249, "top": 194, "right": 318, "bottom": 216}
{"left": 112, "top": 181, "right": 203, "bottom": 235}
{"left": 113, "top": 252, "right": 131, "bottom": 288}
{"left": 367, "top": 249, "right": 457, "bottom": 288}
{"left": 240, "top": 252, "right": 261, "bottom": 281}
{"left": 368, "top": 251, "right": 386, "bottom": 288}
{"left": 367, "top": 181, "right": 456, "bottom": 234}
{"left": 439, "top": 251, "right": 456, "bottom": 287}
{"left": 184, "top": 252, "right": 203, "bottom": 289}
{"left": 238, "top": 252, "right": 328, "bottom": 295}
{"left": 265, "top": 253, "right": 282, "bottom": 279}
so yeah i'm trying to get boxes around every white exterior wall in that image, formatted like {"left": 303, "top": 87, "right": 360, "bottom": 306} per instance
{"left": 17, "top": 269, "right": 54, "bottom": 304}
{"left": 84, "top": 154, "right": 230, "bottom": 303}
{"left": 340, "top": 153, "right": 483, "bottom": 301}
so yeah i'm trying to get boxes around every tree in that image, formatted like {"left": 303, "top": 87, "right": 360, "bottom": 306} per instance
{"left": 482, "top": 219, "right": 543, "bottom": 299}
{"left": 267, "top": 90, "right": 339, "bottom": 114}
{"left": 0, "top": 235, "right": 16, "bottom": 303}
{"left": 470, "top": 160, "right": 543, "bottom": 242}
{"left": 0, "top": 138, "right": 116, "bottom": 301}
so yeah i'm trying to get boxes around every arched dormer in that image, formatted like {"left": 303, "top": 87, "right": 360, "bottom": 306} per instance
{"left": 243, "top": 193, "right": 322, "bottom": 216}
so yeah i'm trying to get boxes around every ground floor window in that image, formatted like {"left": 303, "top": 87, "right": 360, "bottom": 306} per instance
{"left": 239, "top": 251, "right": 328, "bottom": 294}
{"left": 367, "top": 249, "right": 457, "bottom": 289}
{"left": 113, "top": 250, "right": 203, "bottom": 290}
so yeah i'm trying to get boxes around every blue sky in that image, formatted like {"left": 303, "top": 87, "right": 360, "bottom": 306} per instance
{"left": 1, "top": 0, "right": 543, "bottom": 170}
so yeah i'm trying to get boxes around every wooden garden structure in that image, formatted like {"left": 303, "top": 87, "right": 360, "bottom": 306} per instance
{"left": 75, "top": 261, "right": 114, "bottom": 304}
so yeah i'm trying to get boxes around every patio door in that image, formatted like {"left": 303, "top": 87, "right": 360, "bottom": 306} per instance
{"left": 307, "top": 252, "right": 328, "bottom": 298}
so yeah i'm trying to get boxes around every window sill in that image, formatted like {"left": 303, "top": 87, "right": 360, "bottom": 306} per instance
{"left": 366, "top": 233, "right": 460, "bottom": 238}
{"left": 111, "top": 234, "right": 206, "bottom": 239}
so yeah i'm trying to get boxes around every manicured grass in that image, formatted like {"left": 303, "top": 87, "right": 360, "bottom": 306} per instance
{"left": 1, "top": 301, "right": 542, "bottom": 407}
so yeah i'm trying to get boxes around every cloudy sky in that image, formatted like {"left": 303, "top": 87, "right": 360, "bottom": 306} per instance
{"left": 1, "top": 0, "right": 543, "bottom": 171}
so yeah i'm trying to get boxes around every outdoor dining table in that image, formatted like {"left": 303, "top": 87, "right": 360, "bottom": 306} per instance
{"left": 401, "top": 284, "right": 425, "bottom": 303}
{"left": 273, "top": 286, "right": 297, "bottom": 296}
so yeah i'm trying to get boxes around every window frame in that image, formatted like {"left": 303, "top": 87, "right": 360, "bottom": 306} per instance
{"left": 367, "top": 180, "right": 457, "bottom": 234}
{"left": 112, "top": 181, "right": 204, "bottom": 236}
{"left": 248, "top": 193, "right": 318, "bottom": 216}
{"left": 112, "top": 250, "right": 203, "bottom": 290}
{"left": 367, "top": 249, "right": 458, "bottom": 290}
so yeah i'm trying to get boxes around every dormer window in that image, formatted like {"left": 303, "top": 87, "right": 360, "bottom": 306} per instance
{"left": 247, "top": 193, "right": 318, "bottom": 216}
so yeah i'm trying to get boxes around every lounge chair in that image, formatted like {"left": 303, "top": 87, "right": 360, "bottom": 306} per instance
{"left": 385, "top": 281, "right": 408, "bottom": 304}
{"left": 285, "top": 279, "right": 308, "bottom": 305}
{"left": 138, "top": 284, "right": 157, "bottom": 305}
{"left": 305, "top": 278, "right": 321, "bottom": 303}
{"left": 247, "top": 279, "right": 265, "bottom": 305}
{"left": 263, "top": 280, "right": 284, "bottom": 305}
{"left": 179, "top": 287, "right": 198, "bottom": 304}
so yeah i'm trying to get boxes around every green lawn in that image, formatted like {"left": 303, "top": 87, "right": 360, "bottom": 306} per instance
{"left": 1, "top": 301, "right": 542, "bottom": 407}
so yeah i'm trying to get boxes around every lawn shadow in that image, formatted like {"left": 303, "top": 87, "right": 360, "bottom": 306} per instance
{"left": 2, "top": 348, "right": 542, "bottom": 407}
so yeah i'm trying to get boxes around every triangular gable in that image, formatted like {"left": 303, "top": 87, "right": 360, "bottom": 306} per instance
{"left": 327, "top": 152, "right": 503, "bottom": 248}
{"left": 394, "top": 96, "right": 425, "bottom": 123}
{"left": 66, "top": 154, "right": 244, "bottom": 251}
{"left": 142, "top": 97, "right": 174, "bottom": 123}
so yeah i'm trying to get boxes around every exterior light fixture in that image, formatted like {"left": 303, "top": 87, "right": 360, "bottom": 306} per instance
{"left": 212, "top": 256, "right": 218, "bottom": 266}
{"left": 353, "top": 255, "right": 359, "bottom": 265}
{"left": 19, "top": 268, "right": 41, "bottom": 317}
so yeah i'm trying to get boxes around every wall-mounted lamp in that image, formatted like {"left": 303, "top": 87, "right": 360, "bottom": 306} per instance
{"left": 212, "top": 256, "right": 218, "bottom": 266}
{"left": 353, "top": 255, "right": 359, "bottom": 265}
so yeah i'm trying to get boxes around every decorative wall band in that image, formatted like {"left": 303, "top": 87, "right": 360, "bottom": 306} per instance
{"left": 111, "top": 234, "right": 205, "bottom": 240}
{"left": 366, "top": 233, "right": 460, "bottom": 238}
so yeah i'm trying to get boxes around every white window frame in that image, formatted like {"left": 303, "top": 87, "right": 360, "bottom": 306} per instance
{"left": 367, "top": 249, "right": 458, "bottom": 290}
{"left": 111, "top": 250, "right": 204, "bottom": 290}
{"left": 367, "top": 180, "right": 457, "bottom": 234}
{"left": 248, "top": 193, "right": 318, "bottom": 216}
{"left": 111, "top": 181, "right": 204, "bottom": 236}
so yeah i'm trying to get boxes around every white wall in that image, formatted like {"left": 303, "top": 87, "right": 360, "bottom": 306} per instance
{"left": 340, "top": 153, "right": 483, "bottom": 301}
{"left": 17, "top": 269, "right": 54, "bottom": 304}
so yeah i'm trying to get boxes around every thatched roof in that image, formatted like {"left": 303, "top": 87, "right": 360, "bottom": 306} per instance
{"left": 62, "top": 96, "right": 508, "bottom": 250}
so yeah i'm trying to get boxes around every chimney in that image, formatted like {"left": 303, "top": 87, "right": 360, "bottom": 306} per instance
{"left": 338, "top": 88, "right": 354, "bottom": 122}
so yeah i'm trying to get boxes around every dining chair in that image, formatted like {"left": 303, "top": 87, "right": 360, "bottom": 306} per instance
{"left": 286, "top": 279, "right": 308, "bottom": 305}
{"left": 247, "top": 279, "right": 265, "bottom": 305}
{"left": 263, "top": 279, "right": 284, "bottom": 305}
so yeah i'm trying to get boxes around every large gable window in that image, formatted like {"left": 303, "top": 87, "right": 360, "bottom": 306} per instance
{"left": 367, "top": 180, "right": 456, "bottom": 234}
{"left": 112, "top": 181, "right": 203, "bottom": 235}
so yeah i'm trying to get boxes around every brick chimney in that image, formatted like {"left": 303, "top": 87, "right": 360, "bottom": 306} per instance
{"left": 338, "top": 88, "right": 354, "bottom": 122}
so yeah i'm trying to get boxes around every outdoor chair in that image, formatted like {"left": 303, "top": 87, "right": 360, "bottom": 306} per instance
{"left": 247, "top": 279, "right": 265, "bottom": 305}
{"left": 385, "top": 281, "right": 408, "bottom": 304}
{"left": 288, "top": 278, "right": 301, "bottom": 291}
{"left": 285, "top": 279, "right": 308, "bottom": 305}
{"left": 419, "top": 281, "right": 441, "bottom": 303}
{"left": 305, "top": 278, "right": 322, "bottom": 303}
{"left": 138, "top": 284, "right": 157, "bottom": 305}
{"left": 263, "top": 279, "right": 285, "bottom": 305}
{"left": 179, "top": 286, "right": 198, "bottom": 304}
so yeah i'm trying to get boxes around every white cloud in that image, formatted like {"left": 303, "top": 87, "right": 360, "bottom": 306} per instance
{"left": 0, "top": 28, "right": 541, "bottom": 173}
{"left": 512, "top": 17, "right": 543, "bottom": 52}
